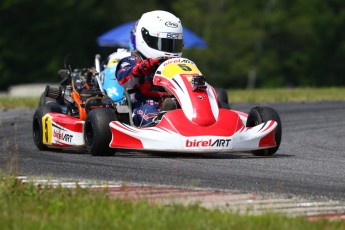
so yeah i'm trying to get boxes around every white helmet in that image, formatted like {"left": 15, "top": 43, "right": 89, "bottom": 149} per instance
{"left": 106, "top": 48, "right": 131, "bottom": 67}
{"left": 135, "top": 10, "right": 183, "bottom": 59}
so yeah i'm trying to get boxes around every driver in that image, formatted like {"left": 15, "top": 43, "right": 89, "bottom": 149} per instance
{"left": 116, "top": 10, "right": 184, "bottom": 126}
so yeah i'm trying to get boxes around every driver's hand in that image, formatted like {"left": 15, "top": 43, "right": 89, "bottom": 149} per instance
{"left": 132, "top": 58, "right": 160, "bottom": 77}
{"left": 159, "top": 91, "right": 170, "bottom": 98}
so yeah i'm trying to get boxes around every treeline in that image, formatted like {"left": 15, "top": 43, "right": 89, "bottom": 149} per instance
{"left": 1, "top": 0, "right": 345, "bottom": 90}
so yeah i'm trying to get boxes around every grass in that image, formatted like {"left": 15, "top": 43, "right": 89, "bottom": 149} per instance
{"left": 229, "top": 87, "right": 345, "bottom": 103}
{"left": 0, "top": 97, "right": 39, "bottom": 109}
{"left": 1, "top": 87, "right": 345, "bottom": 109}
{"left": 0, "top": 175, "right": 344, "bottom": 230}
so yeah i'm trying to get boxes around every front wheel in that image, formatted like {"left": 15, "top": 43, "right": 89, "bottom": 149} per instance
{"left": 215, "top": 88, "right": 230, "bottom": 109}
{"left": 33, "top": 103, "right": 62, "bottom": 150}
{"left": 246, "top": 106, "right": 282, "bottom": 156}
{"left": 84, "top": 108, "right": 117, "bottom": 156}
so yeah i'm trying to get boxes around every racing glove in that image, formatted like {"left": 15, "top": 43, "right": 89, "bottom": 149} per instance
{"left": 139, "top": 81, "right": 170, "bottom": 99}
{"left": 132, "top": 58, "right": 160, "bottom": 77}
{"left": 159, "top": 91, "right": 170, "bottom": 98}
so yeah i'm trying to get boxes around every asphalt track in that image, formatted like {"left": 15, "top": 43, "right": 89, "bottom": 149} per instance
{"left": 1, "top": 101, "right": 345, "bottom": 201}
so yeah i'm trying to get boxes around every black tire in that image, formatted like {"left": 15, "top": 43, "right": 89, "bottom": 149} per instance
{"left": 84, "top": 108, "right": 117, "bottom": 156}
{"left": 215, "top": 88, "right": 230, "bottom": 109}
{"left": 33, "top": 103, "right": 62, "bottom": 150}
{"left": 246, "top": 106, "right": 282, "bottom": 156}
{"left": 215, "top": 88, "right": 229, "bottom": 104}
{"left": 39, "top": 92, "right": 56, "bottom": 106}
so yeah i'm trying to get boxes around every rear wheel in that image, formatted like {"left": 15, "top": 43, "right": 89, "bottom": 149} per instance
{"left": 246, "top": 106, "right": 282, "bottom": 156}
{"left": 39, "top": 92, "right": 56, "bottom": 106}
{"left": 33, "top": 103, "right": 62, "bottom": 150}
{"left": 84, "top": 108, "right": 117, "bottom": 156}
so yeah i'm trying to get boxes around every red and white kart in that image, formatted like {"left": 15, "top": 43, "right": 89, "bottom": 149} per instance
{"left": 108, "top": 58, "right": 281, "bottom": 156}
{"left": 33, "top": 58, "right": 281, "bottom": 156}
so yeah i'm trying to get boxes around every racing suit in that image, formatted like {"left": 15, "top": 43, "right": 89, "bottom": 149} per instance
{"left": 115, "top": 51, "right": 169, "bottom": 126}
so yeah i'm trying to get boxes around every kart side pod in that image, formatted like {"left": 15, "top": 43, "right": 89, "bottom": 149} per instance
{"left": 41, "top": 113, "right": 85, "bottom": 148}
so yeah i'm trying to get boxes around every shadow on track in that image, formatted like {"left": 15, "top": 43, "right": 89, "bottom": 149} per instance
{"left": 112, "top": 150, "right": 293, "bottom": 160}
{"left": 40, "top": 148, "right": 292, "bottom": 160}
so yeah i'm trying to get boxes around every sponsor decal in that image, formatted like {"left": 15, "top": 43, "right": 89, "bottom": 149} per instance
{"left": 44, "top": 116, "right": 49, "bottom": 142}
{"left": 136, "top": 110, "right": 157, "bottom": 121}
{"left": 165, "top": 21, "right": 178, "bottom": 28}
{"left": 42, "top": 114, "right": 53, "bottom": 144}
{"left": 120, "top": 61, "right": 131, "bottom": 68}
{"left": 106, "top": 87, "right": 119, "bottom": 97}
{"left": 163, "top": 58, "right": 183, "bottom": 66}
{"left": 185, "top": 139, "right": 231, "bottom": 148}
{"left": 163, "top": 59, "right": 195, "bottom": 66}
{"left": 53, "top": 130, "right": 73, "bottom": 143}
{"left": 181, "top": 59, "right": 195, "bottom": 65}
{"left": 166, "top": 33, "right": 181, "bottom": 39}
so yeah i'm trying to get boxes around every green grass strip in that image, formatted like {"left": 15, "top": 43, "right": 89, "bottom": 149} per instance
{"left": 229, "top": 87, "right": 345, "bottom": 103}
{"left": 0, "top": 176, "right": 344, "bottom": 230}
{"left": 0, "top": 97, "right": 39, "bottom": 109}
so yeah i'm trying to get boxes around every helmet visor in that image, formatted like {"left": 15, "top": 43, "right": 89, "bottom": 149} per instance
{"left": 142, "top": 27, "right": 183, "bottom": 53}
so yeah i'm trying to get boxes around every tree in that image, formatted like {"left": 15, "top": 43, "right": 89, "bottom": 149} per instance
{"left": 1, "top": 0, "right": 345, "bottom": 90}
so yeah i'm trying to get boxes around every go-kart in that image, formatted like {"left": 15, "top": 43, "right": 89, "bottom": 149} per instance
{"left": 33, "top": 51, "right": 131, "bottom": 155}
{"left": 33, "top": 56, "right": 282, "bottom": 157}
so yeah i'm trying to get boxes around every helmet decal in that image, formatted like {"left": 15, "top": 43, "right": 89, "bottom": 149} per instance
{"left": 165, "top": 21, "right": 178, "bottom": 28}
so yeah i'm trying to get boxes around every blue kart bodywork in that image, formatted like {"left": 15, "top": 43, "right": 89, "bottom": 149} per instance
{"left": 99, "top": 48, "right": 131, "bottom": 104}
{"left": 102, "top": 64, "right": 125, "bottom": 103}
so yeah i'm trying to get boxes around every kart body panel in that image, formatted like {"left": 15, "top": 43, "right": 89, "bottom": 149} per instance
{"left": 41, "top": 113, "right": 85, "bottom": 148}
{"left": 109, "top": 109, "right": 277, "bottom": 153}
